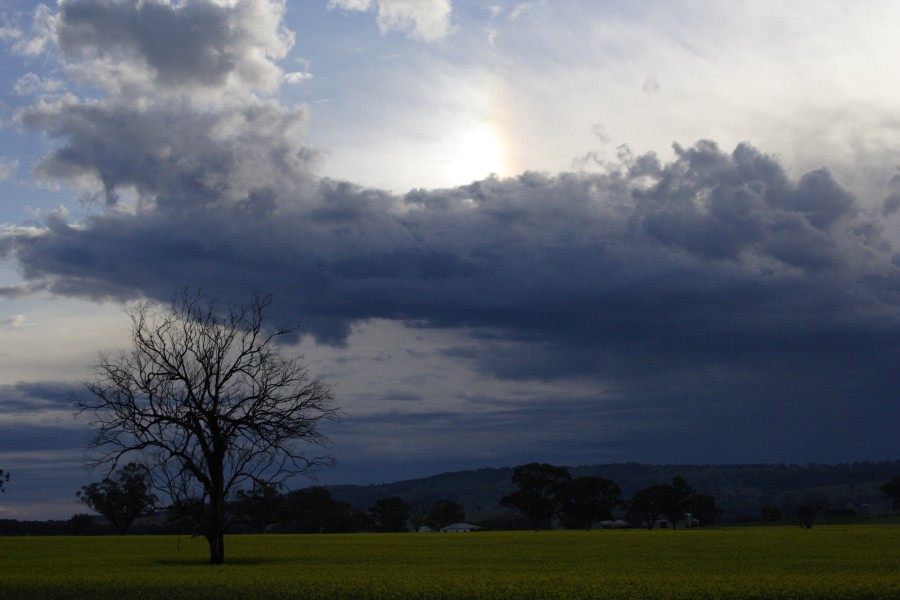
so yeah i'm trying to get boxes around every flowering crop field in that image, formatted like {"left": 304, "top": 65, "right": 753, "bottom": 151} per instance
{"left": 1, "top": 526, "right": 897, "bottom": 599}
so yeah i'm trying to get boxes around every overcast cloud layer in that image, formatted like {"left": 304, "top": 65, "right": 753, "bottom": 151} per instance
{"left": 1, "top": 0, "right": 899, "bottom": 518}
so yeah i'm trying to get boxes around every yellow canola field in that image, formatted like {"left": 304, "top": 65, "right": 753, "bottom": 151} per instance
{"left": 1, "top": 526, "right": 898, "bottom": 599}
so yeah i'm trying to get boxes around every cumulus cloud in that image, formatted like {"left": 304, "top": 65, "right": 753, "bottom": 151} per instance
{"left": 6, "top": 141, "right": 900, "bottom": 361}
{"left": 18, "top": 97, "right": 315, "bottom": 208}
{"left": 54, "top": 0, "right": 293, "bottom": 97}
{"left": 10, "top": 0, "right": 316, "bottom": 209}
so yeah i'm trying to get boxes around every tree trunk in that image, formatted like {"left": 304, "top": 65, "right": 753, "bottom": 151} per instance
{"left": 206, "top": 474, "right": 227, "bottom": 564}
{"left": 208, "top": 448, "right": 227, "bottom": 564}
{"left": 207, "top": 532, "right": 225, "bottom": 565}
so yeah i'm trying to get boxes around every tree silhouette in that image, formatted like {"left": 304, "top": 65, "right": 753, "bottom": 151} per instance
{"left": 77, "top": 462, "right": 157, "bottom": 534}
{"left": 628, "top": 477, "right": 694, "bottom": 529}
{"left": 500, "top": 463, "right": 571, "bottom": 530}
{"left": 233, "top": 482, "right": 284, "bottom": 533}
{"left": 77, "top": 292, "right": 339, "bottom": 563}
{"left": 427, "top": 499, "right": 466, "bottom": 529}
{"left": 557, "top": 476, "right": 621, "bottom": 531}
{"left": 284, "top": 486, "right": 354, "bottom": 533}
{"left": 369, "top": 496, "right": 410, "bottom": 532}
{"left": 881, "top": 476, "right": 900, "bottom": 511}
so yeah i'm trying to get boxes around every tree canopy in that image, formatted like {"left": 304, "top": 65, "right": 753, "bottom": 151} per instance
{"left": 77, "top": 462, "right": 157, "bottom": 535}
{"left": 557, "top": 476, "right": 622, "bottom": 531}
{"left": 627, "top": 477, "right": 695, "bottom": 529}
{"left": 500, "top": 462, "right": 571, "bottom": 530}
{"left": 369, "top": 496, "right": 411, "bottom": 533}
{"left": 427, "top": 499, "right": 466, "bottom": 529}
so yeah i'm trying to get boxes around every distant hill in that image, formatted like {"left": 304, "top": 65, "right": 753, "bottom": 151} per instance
{"left": 321, "top": 460, "right": 900, "bottom": 523}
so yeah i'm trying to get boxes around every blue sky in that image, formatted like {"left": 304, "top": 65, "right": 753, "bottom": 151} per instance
{"left": 1, "top": 0, "right": 899, "bottom": 519}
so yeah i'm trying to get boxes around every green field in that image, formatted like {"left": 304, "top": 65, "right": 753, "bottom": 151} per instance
{"left": 1, "top": 526, "right": 898, "bottom": 599}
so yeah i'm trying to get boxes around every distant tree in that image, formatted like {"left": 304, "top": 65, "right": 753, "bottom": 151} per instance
{"left": 557, "top": 476, "right": 621, "bottom": 531}
{"left": 234, "top": 483, "right": 284, "bottom": 533}
{"left": 369, "top": 496, "right": 410, "bottom": 532}
{"left": 77, "top": 463, "right": 157, "bottom": 535}
{"left": 407, "top": 498, "right": 433, "bottom": 533}
{"left": 761, "top": 497, "right": 781, "bottom": 522}
{"left": 0, "top": 469, "right": 8, "bottom": 493}
{"left": 500, "top": 463, "right": 571, "bottom": 530}
{"left": 325, "top": 499, "right": 356, "bottom": 533}
{"left": 427, "top": 499, "right": 466, "bottom": 529}
{"left": 881, "top": 476, "right": 900, "bottom": 511}
{"left": 76, "top": 292, "right": 339, "bottom": 564}
{"left": 628, "top": 477, "right": 694, "bottom": 530}
{"left": 66, "top": 513, "right": 95, "bottom": 535}
{"left": 352, "top": 508, "right": 378, "bottom": 532}
{"left": 782, "top": 492, "right": 827, "bottom": 529}
{"left": 690, "top": 493, "right": 722, "bottom": 526}
{"left": 661, "top": 476, "right": 694, "bottom": 529}
{"left": 284, "top": 487, "right": 354, "bottom": 533}
{"left": 627, "top": 484, "right": 670, "bottom": 530}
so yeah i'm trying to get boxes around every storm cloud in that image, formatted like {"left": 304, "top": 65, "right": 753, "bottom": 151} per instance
{"left": 6, "top": 141, "right": 900, "bottom": 393}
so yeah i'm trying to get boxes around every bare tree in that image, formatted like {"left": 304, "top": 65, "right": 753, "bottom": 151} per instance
{"left": 76, "top": 292, "right": 339, "bottom": 564}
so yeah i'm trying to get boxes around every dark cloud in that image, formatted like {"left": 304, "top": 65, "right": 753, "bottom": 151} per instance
{"left": 0, "top": 391, "right": 95, "bottom": 519}
{"left": 0, "top": 381, "right": 74, "bottom": 414}
{"left": 7, "top": 142, "right": 900, "bottom": 372}
{"left": 19, "top": 99, "right": 315, "bottom": 208}
{"left": 55, "top": 0, "right": 291, "bottom": 94}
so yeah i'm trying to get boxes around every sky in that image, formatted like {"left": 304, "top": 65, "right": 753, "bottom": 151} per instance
{"left": 0, "top": 0, "right": 899, "bottom": 520}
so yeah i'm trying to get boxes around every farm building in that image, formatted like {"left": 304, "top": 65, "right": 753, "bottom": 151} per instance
{"left": 440, "top": 523, "right": 480, "bottom": 533}
{"left": 598, "top": 520, "right": 630, "bottom": 529}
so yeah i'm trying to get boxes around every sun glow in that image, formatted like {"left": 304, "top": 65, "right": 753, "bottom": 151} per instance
{"left": 449, "top": 125, "right": 509, "bottom": 184}
{"left": 438, "top": 73, "right": 517, "bottom": 186}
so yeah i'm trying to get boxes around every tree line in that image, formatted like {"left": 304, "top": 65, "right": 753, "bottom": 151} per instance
{"left": 68, "top": 461, "right": 718, "bottom": 535}
{"left": 71, "top": 461, "right": 468, "bottom": 536}
{"left": 2, "top": 462, "right": 899, "bottom": 537}
{"left": 499, "top": 462, "right": 721, "bottom": 530}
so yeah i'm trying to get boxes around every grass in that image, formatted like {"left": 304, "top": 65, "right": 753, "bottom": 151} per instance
{"left": 1, "top": 526, "right": 898, "bottom": 599}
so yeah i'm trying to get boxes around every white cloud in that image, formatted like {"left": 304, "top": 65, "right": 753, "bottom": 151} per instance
{"left": 283, "top": 71, "right": 313, "bottom": 84}
{"left": 328, "top": 0, "right": 373, "bottom": 10}
{"left": 376, "top": 0, "right": 453, "bottom": 41}
{"left": 330, "top": 0, "right": 453, "bottom": 41}
{"left": 508, "top": 1, "right": 539, "bottom": 20}
{"left": 1, "top": 314, "right": 27, "bottom": 329}
{"left": 10, "top": 4, "right": 56, "bottom": 57}
{"left": 0, "top": 157, "right": 18, "bottom": 181}
{"left": 13, "top": 72, "right": 64, "bottom": 96}
{"left": 0, "top": 20, "right": 21, "bottom": 42}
